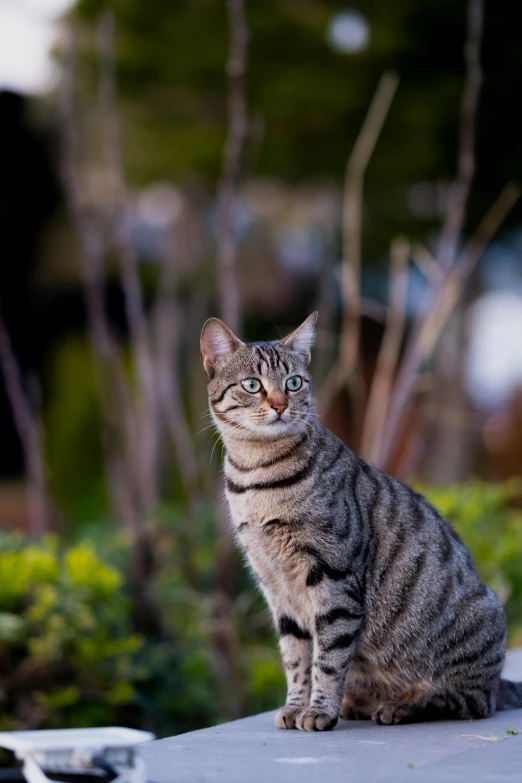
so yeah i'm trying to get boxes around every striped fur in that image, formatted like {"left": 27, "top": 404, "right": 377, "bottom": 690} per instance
{"left": 200, "top": 313, "right": 521, "bottom": 732}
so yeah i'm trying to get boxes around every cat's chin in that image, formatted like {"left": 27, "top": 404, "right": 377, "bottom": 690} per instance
{"left": 219, "top": 415, "right": 306, "bottom": 442}
{"left": 222, "top": 421, "right": 295, "bottom": 442}
{"left": 251, "top": 419, "right": 299, "bottom": 440}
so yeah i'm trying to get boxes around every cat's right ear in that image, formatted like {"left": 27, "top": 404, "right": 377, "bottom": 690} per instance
{"left": 200, "top": 318, "right": 244, "bottom": 377}
{"left": 280, "top": 312, "right": 318, "bottom": 363}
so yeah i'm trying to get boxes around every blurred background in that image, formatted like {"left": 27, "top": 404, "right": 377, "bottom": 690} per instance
{"left": 0, "top": 0, "right": 522, "bottom": 738}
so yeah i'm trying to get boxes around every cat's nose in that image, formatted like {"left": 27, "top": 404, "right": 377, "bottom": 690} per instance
{"left": 271, "top": 401, "right": 288, "bottom": 416}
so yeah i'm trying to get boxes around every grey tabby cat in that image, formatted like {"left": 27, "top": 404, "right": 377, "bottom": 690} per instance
{"left": 200, "top": 312, "right": 522, "bottom": 732}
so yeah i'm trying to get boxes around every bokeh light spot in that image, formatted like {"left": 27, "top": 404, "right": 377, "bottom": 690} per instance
{"left": 326, "top": 11, "right": 370, "bottom": 54}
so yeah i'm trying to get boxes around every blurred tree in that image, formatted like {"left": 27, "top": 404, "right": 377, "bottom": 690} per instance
{"left": 68, "top": 0, "right": 522, "bottom": 259}
{"left": 0, "top": 92, "right": 60, "bottom": 476}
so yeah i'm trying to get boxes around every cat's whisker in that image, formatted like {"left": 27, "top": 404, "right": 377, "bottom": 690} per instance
{"left": 291, "top": 412, "right": 314, "bottom": 432}
{"left": 195, "top": 421, "right": 222, "bottom": 437}
{"left": 210, "top": 435, "right": 224, "bottom": 466}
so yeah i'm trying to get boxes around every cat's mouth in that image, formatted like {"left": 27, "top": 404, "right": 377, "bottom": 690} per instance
{"left": 268, "top": 412, "right": 289, "bottom": 425}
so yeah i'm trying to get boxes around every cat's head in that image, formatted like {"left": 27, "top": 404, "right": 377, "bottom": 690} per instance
{"left": 200, "top": 313, "right": 317, "bottom": 441}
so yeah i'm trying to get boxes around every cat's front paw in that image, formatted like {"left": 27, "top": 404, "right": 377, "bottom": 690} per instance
{"left": 275, "top": 706, "right": 302, "bottom": 729}
{"left": 296, "top": 708, "right": 338, "bottom": 732}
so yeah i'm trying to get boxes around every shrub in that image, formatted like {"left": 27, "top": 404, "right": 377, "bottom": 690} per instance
{"left": 0, "top": 526, "right": 281, "bottom": 736}
{"left": 0, "top": 535, "right": 144, "bottom": 731}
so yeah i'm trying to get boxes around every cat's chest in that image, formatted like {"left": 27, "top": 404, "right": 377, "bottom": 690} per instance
{"left": 225, "top": 487, "right": 292, "bottom": 525}
{"left": 239, "top": 524, "right": 311, "bottom": 617}
{"left": 231, "top": 506, "right": 310, "bottom": 600}
{"left": 224, "top": 458, "right": 317, "bottom": 525}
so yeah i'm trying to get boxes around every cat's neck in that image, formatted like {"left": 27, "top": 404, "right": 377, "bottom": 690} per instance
{"left": 221, "top": 420, "right": 317, "bottom": 469}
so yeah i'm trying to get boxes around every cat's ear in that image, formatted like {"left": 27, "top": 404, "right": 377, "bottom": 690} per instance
{"left": 200, "top": 318, "right": 244, "bottom": 377}
{"left": 280, "top": 312, "right": 318, "bottom": 363}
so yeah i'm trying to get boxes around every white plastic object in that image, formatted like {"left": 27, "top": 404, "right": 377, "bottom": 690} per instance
{"left": 0, "top": 727, "right": 155, "bottom": 783}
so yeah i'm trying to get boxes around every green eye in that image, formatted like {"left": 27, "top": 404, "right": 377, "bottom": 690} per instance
{"left": 286, "top": 376, "right": 302, "bottom": 391}
{"left": 241, "top": 378, "right": 262, "bottom": 393}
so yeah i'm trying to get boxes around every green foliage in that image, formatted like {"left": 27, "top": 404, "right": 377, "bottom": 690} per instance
{"left": 0, "top": 535, "right": 142, "bottom": 731}
{"left": 423, "top": 482, "right": 522, "bottom": 643}
{"left": 150, "top": 503, "right": 284, "bottom": 730}
{"left": 2, "top": 481, "right": 520, "bottom": 736}
{"left": 0, "top": 518, "right": 283, "bottom": 737}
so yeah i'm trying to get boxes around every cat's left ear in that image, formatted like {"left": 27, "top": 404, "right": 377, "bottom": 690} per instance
{"left": 280, "top": 312, "right": 318, "bottom": 363}
{"left": 200, "top": 318, "right": 244, "bottom": 377}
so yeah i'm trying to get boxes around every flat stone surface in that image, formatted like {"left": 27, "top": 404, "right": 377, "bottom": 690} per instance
{"left": 140, "top": 650, "right": 522, "bottom": 783}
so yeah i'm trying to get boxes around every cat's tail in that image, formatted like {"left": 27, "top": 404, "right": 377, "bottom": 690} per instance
{"left": 496, "top": 679, "right": 522, "bottom": 710}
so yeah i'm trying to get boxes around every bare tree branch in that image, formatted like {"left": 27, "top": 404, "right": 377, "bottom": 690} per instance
{"left": 378, "top": 182, "right": 519, "bottom": 469}
{"left": 436, "top": 0, "right": 484, "bottom": 271}
{"left": 360, "top": 238, "right": 409, "bottom": 464}
{"left": 217, "top": 0, "right": 248, "bottom": 335}
{"left": 212, "top": 0, "right": 250, "bottom": 697}
{"left": 417, "top": 183, "right": 520, "bottom": 359}
{"left": 339, "top": 72, "right": 399, "bottom": 380}
{"left": 359, "top": 297, "right": 389, "bottom": 324}
{"left": 152, "top": 246, "right": 200, "bottom": 498}
{"left": 411, "top": 244, "right": 444, "bottom": 285}
{"left": 97, "top": 12, "right": 159, "bottom": 513}
{"left": 0, "top": 307, "right": 47, "bottom": 535}
{"left": 319, "top": 72, "right": 399, "bottom": 410}
{"left": 372, "top": 0, "right": 515, "bottom": 473}
{"left": 60, "top": 29, "right": 139, "bottom": 533}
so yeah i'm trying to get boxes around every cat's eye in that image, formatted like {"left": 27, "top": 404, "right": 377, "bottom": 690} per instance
{"left": 286, "top": 376, "right": 302, "bottom": 391}
{"left": 241, "top": 378, "right": 262, "bottom": 393}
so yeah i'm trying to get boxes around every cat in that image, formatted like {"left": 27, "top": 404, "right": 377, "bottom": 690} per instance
{"left": 200, "top": 312, "right": 522, "bottom": 731}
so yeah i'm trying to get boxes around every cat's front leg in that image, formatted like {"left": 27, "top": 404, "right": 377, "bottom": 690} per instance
{"left": 296, "top": 606, "right": 363, "bottom": 732}
{"left": 274, "top": 615, "right": 312, "bottom": 729}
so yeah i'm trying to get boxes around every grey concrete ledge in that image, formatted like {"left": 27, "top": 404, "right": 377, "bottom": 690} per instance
{"left": 141, "top": 649, "right": 522, "bottom": 783}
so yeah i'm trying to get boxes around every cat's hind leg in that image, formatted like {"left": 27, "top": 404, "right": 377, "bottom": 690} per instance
{"left": 372, "top": 686, "right": 497, "bottom": 725}
{"left": 339, "top": 692, "right": 371, "bottom": 720}
{"left": 371, "top": 703, "right": 419, "bottom": 725}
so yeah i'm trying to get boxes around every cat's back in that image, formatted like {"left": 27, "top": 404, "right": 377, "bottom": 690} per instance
{"left": 350, "top": 459, "right": 505, "bottom": 679}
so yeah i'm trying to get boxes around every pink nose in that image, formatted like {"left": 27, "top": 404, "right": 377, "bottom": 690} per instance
{"left": 271, "top": 403, "right": 287, "bottom": 416}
